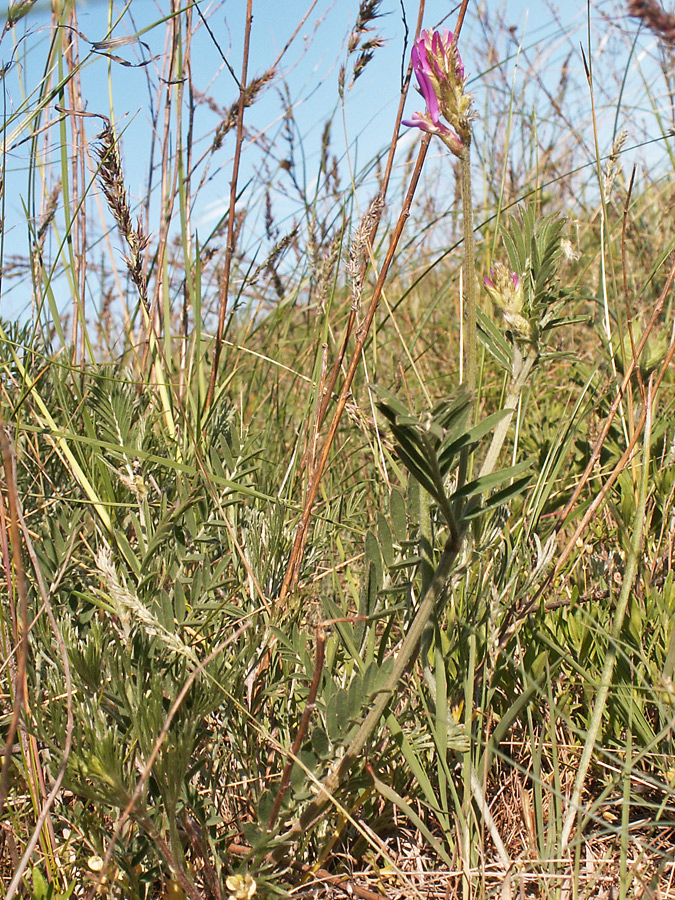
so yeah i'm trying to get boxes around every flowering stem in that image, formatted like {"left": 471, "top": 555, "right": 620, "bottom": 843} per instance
{"left": 460, "top": 144, "right": 477, "bottom": 400}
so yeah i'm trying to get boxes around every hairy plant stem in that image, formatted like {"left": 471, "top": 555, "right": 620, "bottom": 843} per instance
{"left": 460, "top": 145, "right": 477, "bottom": 398}
{"left": 457, "top": 144, "right": 476, "bottom": 495}
{"left": 559, "top": 377, "right": 653, "bottom": 852}
{"left": 270, "top": 530, "right": 462, "bottom": 861}
{"left": 270, "top": 334, "right": 539, "bottom": 862}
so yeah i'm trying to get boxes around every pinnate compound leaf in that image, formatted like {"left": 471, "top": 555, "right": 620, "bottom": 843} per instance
{"left": 451, "top": 459, "right": 532, "bottom": 503}
{"left": 462, "top": 474, "right": 533, "bottom": 519}
{"left": 390, "top": 488, "right": 407, "bottom": 542}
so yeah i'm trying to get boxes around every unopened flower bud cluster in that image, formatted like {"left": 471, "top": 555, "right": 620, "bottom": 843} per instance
{"left": 403, "top": 28, "right": 473, "bottom": 157}
{"left": 483, "top": 262, "right": 535, "bottom": 343}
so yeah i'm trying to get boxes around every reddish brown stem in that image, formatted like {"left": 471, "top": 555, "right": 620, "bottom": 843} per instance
{"left": 279, "top": 0, "right": 474, "bottom": 600}
{"left": 557, "top": 251, "right": 675, "bottom": 525}
{"left": 278, "top": 133, "right": 431, "bottom": 601}
{"left": 206, "top": 0, "right": 253, "bottom": 411}
{"left": 308, "top": 0, "right": 428, "bottom": 440}
{"left": 0, "top": 421, "right": 28, "bottom": 821}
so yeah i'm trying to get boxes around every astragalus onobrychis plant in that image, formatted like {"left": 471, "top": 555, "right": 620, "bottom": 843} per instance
{"left": 2, "top": 1, "right": 675, "bottom": 899}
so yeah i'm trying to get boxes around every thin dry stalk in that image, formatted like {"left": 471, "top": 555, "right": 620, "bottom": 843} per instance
{"left": 621, "top": 167, "right": 639, "bottom": 434}
{"left": 311, "top": 0, "right": 427, "bottom": 440}
{"left": 279, "top": 0, "right": 474, "bottom": 601}
{"left": 206, "top": 0, "right": 253, "bottom": 411}
{"left": 179, "top": 2, "right": 195, "bottom": 403}
{"left": 63, "top": 11, "right": 88, "bottom": 373}
{"left": 278, "top": 132, "right": 432, "bottom": 600}
{"left": 0, "top": 422, "right": 28, "bottom": 821}
{"left": 140, "top": 0, "right": 185, "bottom": 376}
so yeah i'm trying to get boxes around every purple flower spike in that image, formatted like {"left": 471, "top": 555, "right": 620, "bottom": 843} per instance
{"left": 403, "top": 27, "right": 472, "bottom": 157}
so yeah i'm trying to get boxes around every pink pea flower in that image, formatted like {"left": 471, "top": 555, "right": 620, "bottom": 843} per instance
{"left": 402, "top": 28, "right": 472, "bottom": 157}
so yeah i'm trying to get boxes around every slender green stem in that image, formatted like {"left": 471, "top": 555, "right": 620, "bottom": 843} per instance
{"left": 457, "top": 144, "right": 477, "bottom": 495}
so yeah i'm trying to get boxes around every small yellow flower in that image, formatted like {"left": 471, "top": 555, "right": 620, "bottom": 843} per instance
{"left": 225, "top": 872, "right": 257, "bottom": 900}
{"left": 163, "top": 879, "right": 187, "bottom": 900}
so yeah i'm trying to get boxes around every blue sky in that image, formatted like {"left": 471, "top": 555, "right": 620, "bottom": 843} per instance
{"left": 1, "top": 0, "right": 673, "bottom": 321}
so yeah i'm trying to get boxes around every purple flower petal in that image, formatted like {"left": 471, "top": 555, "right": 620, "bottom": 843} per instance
{"left": 403, "top": 26, "right": 470, "bottom": 156}
{"left": 401, "top": 112, "right": 436, "bottom": 133}
{"left": 416, "top": 68, "right": 440, "bottom": 121}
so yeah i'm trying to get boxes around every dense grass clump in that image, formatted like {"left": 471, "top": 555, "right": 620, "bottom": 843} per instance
{"left": 2, "top": 1, "right": 675, "bottom": 898}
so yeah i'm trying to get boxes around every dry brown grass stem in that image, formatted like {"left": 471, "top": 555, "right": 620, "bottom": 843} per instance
{"left": 141, "top": 1, "right": 187, "bottom": 369}
{"left": 279, "top": 0, "right": 479, "bottom": 601}
{"left": 278, "top": 129, "right": 433, "bottom": 601}
{"left": 206, "top": 0, "right": 253, "bottom": 411}
{"left": 308, "top": 0, "right": 428, "bottom": 450}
